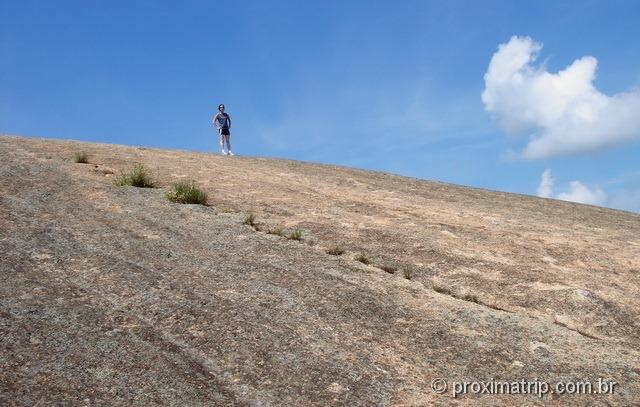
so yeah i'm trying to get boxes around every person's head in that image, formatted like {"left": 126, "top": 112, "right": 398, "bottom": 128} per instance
{"left": 218, "top": 104, "right": 225, "bottom": 112}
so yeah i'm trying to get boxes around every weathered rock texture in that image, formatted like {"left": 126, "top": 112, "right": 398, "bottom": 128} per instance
{"left": 1, "top": 135, "right": 639, "bottom": 406}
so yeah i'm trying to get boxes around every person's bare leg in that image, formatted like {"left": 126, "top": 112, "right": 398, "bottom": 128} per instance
{"left": 226, "top": 134, "right": 232, "bottom": 155}
{"left": 219, "top": 132, "right": 226, "bottom": 155}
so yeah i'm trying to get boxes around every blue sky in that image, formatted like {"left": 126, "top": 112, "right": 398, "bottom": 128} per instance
{"left": 2, "top": 0, "right": 639, "bottom": 212}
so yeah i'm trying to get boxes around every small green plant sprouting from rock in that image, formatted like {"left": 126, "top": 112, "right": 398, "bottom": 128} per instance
{"left": 326, "top": 246, "right": 345, "bottom": 256}
{"left": 267, "top": 224, "right": 285, "bottom": 236}
{"left": 288, "top": 229, "right": 303, "bottom": 241}
{"left": 74, "top": 151, "right": 89, "bottom": 163}
{"left": 165, "top": 181, "right": 208, "bottom": 205}
{"left": 115, "top": 164, "right": 155, "bottom": 188}
{"left": 355, "top": 254, "right": 371, "bottom": 265}
{"left": 243, "top": 213, "right": 257, "bottom": 227}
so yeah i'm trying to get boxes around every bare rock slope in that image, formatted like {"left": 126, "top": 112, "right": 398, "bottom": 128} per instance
{"left": 1, "top": 135, "right": 639, "bottom": 406}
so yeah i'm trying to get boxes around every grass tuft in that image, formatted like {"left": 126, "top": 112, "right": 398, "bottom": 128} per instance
{"left": 288, "top": 229, "right": 303, "bottom": 241}
{"left": 355, "top": 254, "right": 371, "bottom": 265}
{"left": 243, "top": 213, "right": 257, "bottom": 227}
{"left": 115, "top": 164, "right": 155, "bottom": 188}
{"left": 326, "top": 246, "right": 345, "bottom": 256}
{"left": 74, "top": 151, "right": 89, "bottom": 163}
{"left": 267, "top": 224, "right": 285, "bottom": 236}
{"left": 460, "top": 292, "right": 480, "bottom": 304}
{"left": 165, "top": 181, "right": 208, "bottom": 205}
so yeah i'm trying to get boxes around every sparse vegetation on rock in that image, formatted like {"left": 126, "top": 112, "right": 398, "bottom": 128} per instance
{"left": 355, "top": 253, "right": 371, "bottom": 265}
{"left": 432, "top": 282, "right": 481, "bottom": 305}
{"left": 243, "top": 213, "right": 257, "bottom": 227}
{"left": 267, "top": 224, "right": 285, "bottom": 236}
{"left": 74, "top": 151, "right": 89, "bottom": 163}
{"left": 3, "top": 135, "right": 640, "bottom": 406}
{"left": 461, "top": 291, "right": 480, "bottom": 304}
{"left": 165, "top": 181, "right": 208, "bottom": 205}
{"left": 326, "top": 246, "right": 345, "bottom": 256}
{"left": 115, "top": 163, "right": 155, "bottom": 188}
{"left": 403, "top": 268, "right": 414, "bottom": 280}
{"left": 288, "top": 229, "right": 303, "bottom": 241}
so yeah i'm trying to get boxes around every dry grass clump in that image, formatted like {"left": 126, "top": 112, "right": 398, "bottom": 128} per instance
{"left": 74, "top": 151, "right": 89, "bottom": 163}
{"left": 166, "top": 181, "right": 207, "bottom": 205}
{"left": 355, "top": 254, "right": 371, "bottom": 265}
{"left": 288, "top": 229, "right": 303, "bottom": 241}
{"left": 460, "top": 291, "right": 480, "bottom": 304}
{"left": 243, "top": 213, "right": 257, "bottom": 227}
{"left": 326, "top": 246, "right": 345, "bottom": 256}
{"left": 115, "top": 164, "right": 155, "bottom": 188}
{"left": 267, "top": 224, "right": 285, "bottom": 236}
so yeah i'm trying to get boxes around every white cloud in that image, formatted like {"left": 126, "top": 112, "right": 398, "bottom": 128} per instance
{"left": 536, "top": 169, "right": 608, "bottom": 206}
{"left": 482, "top": 36, "right": 640, "bottom": 159}
{"left": 536, "top": 168, "right": 554, "bottom": 198}
{"left": 556, "top": 181, "right": 607, "bottom": 206}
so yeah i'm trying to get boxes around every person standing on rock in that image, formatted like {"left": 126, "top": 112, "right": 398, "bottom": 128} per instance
{"left": 213, "top": 103, "right": 233, "bottom": 156}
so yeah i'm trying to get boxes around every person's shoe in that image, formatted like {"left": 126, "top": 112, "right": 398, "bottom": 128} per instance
{"left": 228, "top": 151, "right": 234, "bottom": 156}
{"left": 221, "top": 151, "right": 227, "bottom": 156}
